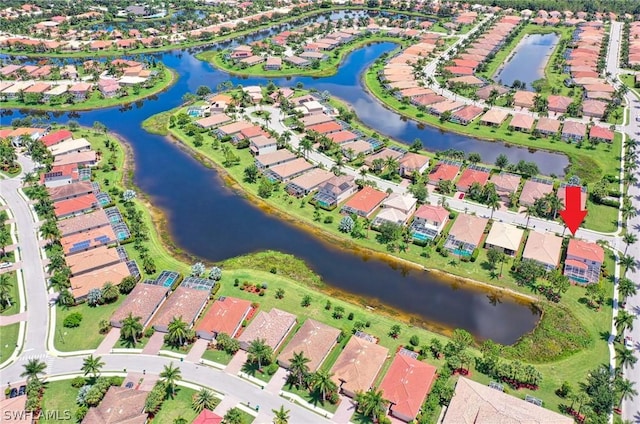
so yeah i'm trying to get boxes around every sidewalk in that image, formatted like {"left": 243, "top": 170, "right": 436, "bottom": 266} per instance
{"left": 94, "top": 328, "right": 121, "bottom": 355}
{"left": 0, "top": 311, "right": 27, "bottom": 326}
{"left": 332, "top": 395, "right": 356, "bottom": 424}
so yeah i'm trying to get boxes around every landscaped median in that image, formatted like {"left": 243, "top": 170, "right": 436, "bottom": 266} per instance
{"left": 139, "top": 102, "right": 614, "bottom": 414}
{"left": 198, "top": 34, "right": 412, "bottom": 78}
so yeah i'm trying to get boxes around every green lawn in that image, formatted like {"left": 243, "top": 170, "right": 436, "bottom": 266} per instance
{"left": 54, "top": 297, "right": 124, "bottom": 352}
{"left": 0, "top": 271, "right": 20, "bottom": 316}
{"left": 282, "top": 382, "right": 341, "bottom": 414}
{"left": 0, "top": 67, "right": 176, "bottom": 111}
{"left": 113, "top": 333, "right": 152, "bottom": 349}
{"left": 39, "top": 380, "right": 80, "bottom": 424}
{"left": 199, "top": 35, "right": 410, "bottom": 78}
{"left": 151, "top": 386, "right": 202, "bottom": 423}
{"left": 0, "top": 323, "right": 19, "bottom": 363}
{"left": 583, "top": 200, "right": 619, "bottom": 233}
{"left": 201, "top": 348, "right": 234, "bottom": 365}
{"left": 232, "top": 408, "right": 256, "bottom": 424}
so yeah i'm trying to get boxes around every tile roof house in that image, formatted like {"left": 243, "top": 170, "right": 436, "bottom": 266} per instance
{"left": 484, "top": 222, "right": 524, "bottom": 256}
{"left": 54, "top": 193, "right": 98, "bottom": 219}
{"left": 441, "top": 377, "right": 572, "bottom": 424}
{"left": 195, "top": 296, "right": 253, "bottom": 340}
{"left": 398, "top": 153, "right": 429, "bottom": 177}
{"left": 255, "top": 149, "right": 297, "bottom": 169}
{"left": 381, "top": 193, "right": 417, "bottom": 215}
{"left": 489, "top": 173, "right": 521, "bottom": 202}
{"left": 40, "top": 129, "right": 73, "bottom": 147}
{"left": 57, "top": 209, "right": 110, "bottom": 237}
{"left": 561, "top": 121, "right": 587, "bottom": 141}
{"left": 450, "top": 105, "right": 484, "bottom": 125}
{"left": 314, "top": 175, "right": 357, "bottom": 209}
{"left": 340, "top": 186, "right": 388, "bottom": 218}
{"left": 331, "top": 336, "right": 389, "bottom": 398}
{"left": 0, "top": 395, "right": 29, "bottom": 424}
{"left": 558, "top": 185, "right": 587, "bottom": 210}
{"left": 238, "top": 308, "right": 297, "bottom": 351}
{"left": 285, "top": 168, "right": 334, "bottom": 197}
{"left": 513, "top": 91, "right": 536, "bottom": 109}
{"left": 265, "top": 158, "right": 315, "bottom": 182}
{"left": 196, "top": 114, "right": 233, "bottom": 129}
{"left": 582, "top": 99, "right": 607, "bottom": 118}
{"left": 411, "top": 204, "right": 449, "bottom": 241}
{"left": 547, "top": 95, "right": 574, "bottom": 113}
{"left": 82, "top": 387, "right": 148, "bottom": 424}
{"left": 40, "top": 164, "right": 79, "bottom": 188}
{"left": 445, "top": 214, "right": 488, "bottom": 256}
{"left": 456, "top": 168, "right": 490, "bottom": 192}
{"left": 523, "top": 231, "right": 563, "bottom": 271}
{"left": 508, "top": 113, "right": 535, "bottom": 132}
{"left": 519, "top": 179, "right": 554, "bottom": 206}
{"left": 110, "top": 281, "right": 169, "bottom": 328}
{"left": 379, "top": 353, "right": 437, "bottom": 422}
{"left": 535, "top": 117, "right": 562, "bottom": 136}
{"left": 277, "top": 319, "right": 340, "bottom": 371}
{"left": 61, "top": 226, "right": 117, "bottom": 255}
{"left": 151, "top": 286, "right": 210, "bottom": 332}
{"left": 428, "top": 162, "right": 461, "bottom": 185}
{"left": 480, "top": 108, "right": 509, "bottom": 126}
{"left": 70, "top": 262, "right": 131, "bottom": 300}
{"left": 66, "top": 245, "right": 121, "bottom": 276}
{"left": 589, "top": 125, "right": 614, "bottom": 143}
{"left": 564, "top": 239, "right": 604, "bottom": 284}
{"left": 48, "top": 181, "right": 94, "bottom": 202}
{"left": 249, "top": 135, "right": 278, "bottom": 156}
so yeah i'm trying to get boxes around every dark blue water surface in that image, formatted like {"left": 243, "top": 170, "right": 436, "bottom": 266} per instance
{"left": 495, "top": 32, "right": 560, "bottom": 90}
{"left": 1, "top": 39, "right": 550, "bottom": 343}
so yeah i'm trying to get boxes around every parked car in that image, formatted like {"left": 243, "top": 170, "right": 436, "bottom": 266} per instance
{"left": 625, "top": 337, "right": 634, "bottom": 350}
{"left": 9, "top": 388, "right": 17, "bottom": 398}
{"left": 18, "top": 385, "right": 26, "bottom": 396}
{"left": 0, "top": 262, "right": 12, "bottom": 269}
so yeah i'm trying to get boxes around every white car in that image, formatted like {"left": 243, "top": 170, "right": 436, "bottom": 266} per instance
{"left": 0, "top": 262, "right": 12, "bottom": 269}
{"left": 625, "top": 337, "right": 634, "bottom": 350}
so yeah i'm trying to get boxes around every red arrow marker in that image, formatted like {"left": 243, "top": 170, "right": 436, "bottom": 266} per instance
{"left": 559, "top": 185, "right": 587, "bottom": 235}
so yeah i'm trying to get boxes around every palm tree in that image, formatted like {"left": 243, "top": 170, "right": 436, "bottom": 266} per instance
{"left": 160, "top": 362, "right": 182, "bottom": 398}
{"left": 121, "top": 313, "right": 143, "bottom": 345}
{"left": 21, "top": 359, "right": 47, "bottom": 382}
{"left": 223, "top": 408, "right": 243, "bottom": 424}
{"left": 247, "top": 338, "right": 273, "bottom": 370}
{"left": 39, "top": 220, "right": 61, "bottom": 243}
{"left": 0, "top": 274, "right": 13, "bottom": 310}
{"left": 618, "top": 277, "right": 638, "bottom": 301}
{"left": 487, "top": 194, "right": 500, "bottom": 219}
{"left": 616, "top": 346, "right": 638, "bottom": 370}
{"left": 616, "top": 310, "right": 636, "bottom": 335}
{"left": 311, "top": 370, "right": 336, "bottom": 401}
{"left": 355, "top": 388, "right": 389, "bottom": 420}
{"left": 622, "top": 202, "right": 637, "bottom": 222}
{"left": 167, "top": 316, "right": 190, "bottom": 347}
{"left": 520, "top": 205, "right": 533, "bottom": 229}
{"left": 299, "top": 137, "right": 313, "bottom": 159}
{"left": 81, "top": 354, "right": 105, "bottom": 378}
{"left": 272, "top": 405, "right": 290, "bottom": 424}
{"left": 619, "top": 254, "right": 637, "bottom": 276}
{"left": 192, "top": 388, "right": 217, "bottom": 413}
{"left": 288, "top": 351, "right": 311, "bottom": 388}
{"left": 615, "top": 378, "right": 637, "bottom": 409}
{"left": 623, "top": 233, "right": 638, "bottom": 254}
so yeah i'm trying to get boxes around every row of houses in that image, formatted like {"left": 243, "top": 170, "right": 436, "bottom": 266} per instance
{"left": 627, "top": 21, "right": 640, "bottom": 67}
{"left": 2, "top": 127, "right": 138, "bottom": 299}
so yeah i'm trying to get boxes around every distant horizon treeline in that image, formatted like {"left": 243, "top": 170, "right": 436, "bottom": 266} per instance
{"left": 468, "top": 0, "right": 640, "bottom": 15}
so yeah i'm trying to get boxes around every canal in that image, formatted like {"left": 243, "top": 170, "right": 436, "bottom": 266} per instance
{"left": 494, "top": 32, "right": 560, "bottom": 90}
{"left": 2, "top": 24, "right": 557, "bottom": 344}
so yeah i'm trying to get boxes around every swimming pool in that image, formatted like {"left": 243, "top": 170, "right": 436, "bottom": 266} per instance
{"left": 452, "top": 248, "right": 471, "bottom": 257}
{"left": 412, "top": 232, "right": 431, "bottom": 242}
{"left": 157, "top": 270, "right": 180, "bottom": 287}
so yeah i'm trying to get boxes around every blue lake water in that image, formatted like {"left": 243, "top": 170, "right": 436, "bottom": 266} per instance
{"left": 1, "top": 34, "right": 547, "bottom": 343}
{"left": 494, "top": 32, "right": 560, "bottom": 90}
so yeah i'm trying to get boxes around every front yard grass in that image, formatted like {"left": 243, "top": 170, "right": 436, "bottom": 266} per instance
{"left": 0, "top": 271, "right": 19, "bottom": 316}
{"left": 0, "top": 323, "right": 19, "bottom": 363}
{"left": 54, "top": 297, "right": 125, "bottom": 352}
{"left": 39, "top": 380, "right": 79, "bottom": 424}
{"left": 201, "top": 348, "right": 234, "bottom": 365}
{"left": 151, "top": 385, "right": 202, "bottom": 423}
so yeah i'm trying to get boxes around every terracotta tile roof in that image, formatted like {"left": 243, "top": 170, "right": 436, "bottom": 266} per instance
{"left": 192, "top": 410, "right": 223, "bottom": 424}
{"left": 442, "top": 377, "right": 572, "bottom": 424}
{"left": 268, "top": 158, "right": 314, "bottom": 180}
{"left": 519, "top": 180, "right": 553, "bottom": 205}
{"left": 547, "top": 95, "right": 573, "bottom": 112}
{"left": 308, "top": 121, "right": 342, "bottom": 134}
{"left": 514, "top": 91, "right": 535, "bottom": 108}
{"left": 452, "top": 105, "right": 484, "bottom": 122}
{"left": 414, "top": 204, "right": 449, "bottom": 224}
{"left": 152, "top": 286, "right": 210, "bottom": 331}
{"left": 567, "top": 238, "right": 604, "bottom": 263}
{"left": 327, "top": 130, "right": 358, "bottom": 145}
{"left": 535, "top": 117, "right": 561, "bottom": 133}
{"left": 456, "top": 168, "right": 490, "bottom": 190}
{"left": 589, "top": 125, "right": 614, "bottom": 141}
{"left": 57, "top": 209, "right": 110, "bottom": 236}
{"left": 444, "top": 66, "right": 475, "bottom": 76}
{"left": 379, "top": 354, "right": 437, "bottom": 421}
{"left": 278, "top": 319, "right": 340, "bottom": 371}
{"left": 582, "top": 99, "right": 607, "bottom": 117}
{"left": 330, "top": 336, "right": 389, "bottom": 396}
{"left": 82, "top": 387, "right": 148, "bottom": 424}
{"left": 238, "top": 308, "right": 297, "bottom": 350}
{"left": 342, "top": 187, "right": 388, "bottom": 215}
{"left": 40, "top": 129, "right": 73, "bottom": 147}
{"left": 0, "top": 395, "right": 29, "bottom": 424}
{"left": 47, "top": 181, "right": 94, "bottom": 202}
{"left": 111, "top": 282, "right": 169, "bottom": 327}
{"left": 54, "top": 193, "right": 98, "bottom": 218}
{"left": 61, "top": 226, "right": 117, "bottom": 255}
{"left": 490, "top": 173, "right": 521, "bottom": 194}
{"left": 562, "top": 121, "right": 587, "bottom": 138}
{"left": 196, "top": 114, "right": 232, "bottom": 128}
{"left": 448, "top": 214, "right": 488, "bottom": 246}
{"left": 399, "top": 152, "right": 429, "bottom": 170}
{"left": 429, "top": 162, "right": 460, "bottom": 182}
{"left": 480, "top": 108, "right": 509, "bottom": 125}
{"left": 509, "top": 114, "right": 535, "bottom": 131}
{"left": 523, "top": 231, "right": 562, "bottom": 267}
{"left": 218, "top": 120, "right": 254, "bottom": 135}
{"left": 66, "top": 245, "right": 122, "bottom": 276}
{"left": 195, "top": 296, "right": 253, "bottom": 339}
{"left": 53, "top": 151, "right": 97, "bottom": 167}
{"left": 255, "top": 149, "right": 296, "bottom": 167}
{"left": 70, "top": 262, "right": 130, "bottom": 299}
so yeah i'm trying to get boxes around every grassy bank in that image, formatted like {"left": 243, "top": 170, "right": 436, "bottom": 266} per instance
{"left": 198, "top": 35, "right": 410, "bottom": 78}
{"left": 0, "top": 271, "right": 19, "bottom": 316}
{"left": 0, "top": 67, "right": 176, "bottom": 112}
{"left": 0, "top": 323, "right": 19, "bottom": 363}
{"left": 364, "top": 59, "right": 621, "bottom": 185}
